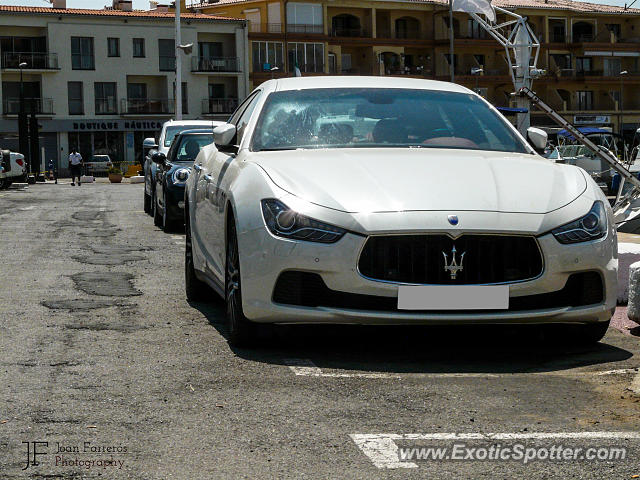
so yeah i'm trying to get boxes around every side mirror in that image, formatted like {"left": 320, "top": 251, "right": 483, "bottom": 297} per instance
{"left": 527, "top": 127, "right": 548, "bottom": 151}
{"left": 214, "top": 123, "right": 237, "bottom": 147}
{"left": 143, "top": 137, "right": 158, "bottom": 150}
{"left": 151, "top": 152, "right": 166, "bottom": 165}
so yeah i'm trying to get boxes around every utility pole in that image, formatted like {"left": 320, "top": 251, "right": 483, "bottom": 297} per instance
{"left": 18, "top": 61, "right": 30, "bottom": 172}
{"left": 449, "top": 0, "right": 454, "bottom": 83}
{"left": 175, "top": 0, "right": 182, "bottom": 120}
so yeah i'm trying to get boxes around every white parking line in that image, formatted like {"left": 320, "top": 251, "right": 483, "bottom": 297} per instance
{"left": 350, "top": 432, "right": 640, "bottom": 469}
{"left": 284, "top": 359, "right": 639, "bottom": 380}
{"left": 284, "top": 359, "right": 401, "bottom": 379}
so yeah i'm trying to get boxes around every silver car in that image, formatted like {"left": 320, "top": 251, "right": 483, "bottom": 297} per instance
{"left": 184, "top": 77, "right": 616, "bottom": 346}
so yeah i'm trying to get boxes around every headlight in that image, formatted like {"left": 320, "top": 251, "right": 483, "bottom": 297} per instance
{"left": 172, "top": 168, "right": 190, "bottom": 184}
{"left": 552, "top": 201, "right": 607, "bottom": 244}
{"left": 261, "top": 199, "right": 346, "bottom": 243}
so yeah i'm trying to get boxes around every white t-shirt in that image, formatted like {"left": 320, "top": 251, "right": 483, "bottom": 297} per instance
{"left": 69, "top": 152, "right": 82, "bottom": 165}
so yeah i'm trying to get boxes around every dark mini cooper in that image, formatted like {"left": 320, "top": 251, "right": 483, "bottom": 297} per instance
{"left": 152, "top": 130, "right": 214, "bottom": 232}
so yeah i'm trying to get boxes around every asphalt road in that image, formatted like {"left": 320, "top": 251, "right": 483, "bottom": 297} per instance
{"left": 2, "top": 181, "right": 640, "bottom": 479}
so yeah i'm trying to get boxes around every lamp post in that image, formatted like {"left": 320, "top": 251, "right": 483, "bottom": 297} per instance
{"left": 471, "top": 67, "right": 483, "bottom": 93}
{"left": 18, "top": 61, "right": 30, "bottom": 173}
{"left": 620, "top": 70, "right": 628, "bottom": 137}
{"left": 270, "top": 66, "right": 279, "bottom": 79}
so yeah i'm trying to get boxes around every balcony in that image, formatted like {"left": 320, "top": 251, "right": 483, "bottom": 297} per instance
{"left": 331, "top": 27, "right": 371, "bottom": 38}
{"left": 95, "top": 98, "right": 118, "bottom": 115}
{"left": 191, "top": 57, "right": 240, "bottom": 73}
{"left": 287, "top": 24, "right": 324, "bottom": 34}
{"left": 202, "top": 98, "right": 239, "bottom": 115}
{"left": 291, "top": 63, "right": 324, "bottom": 74}
{"left": 2, "top": 52, "right": 59, "bottom": 70}
{"left": 3, "top": 97, "right": 53, "bottom": 115}
{"left": 120, "top": 98, "right": 173, "bottom": 115}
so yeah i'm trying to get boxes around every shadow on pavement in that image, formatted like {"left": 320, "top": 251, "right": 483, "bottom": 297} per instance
{"left": 190, "top": 301, "right": 633, "bottom": 375}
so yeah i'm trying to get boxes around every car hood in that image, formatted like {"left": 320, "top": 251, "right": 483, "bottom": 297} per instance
{"left": 250, "top": 148, "right": 587, "bottom": 214}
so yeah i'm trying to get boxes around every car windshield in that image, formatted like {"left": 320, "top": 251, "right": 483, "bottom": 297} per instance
{"left": 91, "top": 155, "right": 110, "bottom": 161}
{"left": 251, "top": 88, "right": 529, "bottom": 154}
{"left": 173, "top": 134, "right": 214, "bottom": 162}
{"left": 164, "top": 125, "right": 211, "bottom": 147}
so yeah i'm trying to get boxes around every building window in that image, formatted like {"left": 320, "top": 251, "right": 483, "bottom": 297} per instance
{"left": 133, "top": 38, "right": 145, "bottom": 58}
{"left": 286, "top": 3, "right": 323, "bottom": 33}
{"left": 68, "top": 81, "right": 83, "bottom": 115}
{"left": 606, "top": 24, "right": 622, "bottom": 40}
{"left": 576, "top": 91, "right": 593, "bottom": 110}
{"left": 252, "top": 41, "right": 284, "bottom": 72}
{"left": 604, "top": 57, "right": 622, "bottom": 76}
{"left": 95, "top": 82, "right": 117, "bottom": 114}
{"left": 107, "top": 37, "right": 120, "bottom": 57}
{"left": 576, "top": 57, "right": 592, "bottom": 74}
{"left": 71, "top": 37, "right": 94, "bottom": 70}
{"left": 158, "top": 39, "right": 175, "bottom": 71}
{"left": 287, "top": 42, "right": 324, "bottom": 73}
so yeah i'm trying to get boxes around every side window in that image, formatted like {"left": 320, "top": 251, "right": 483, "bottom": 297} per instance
{"left": 228, "top": 91, "right": 259, "bottom": 125}
{"left": 234, "top": 93, "right": 263, "bottom": 145}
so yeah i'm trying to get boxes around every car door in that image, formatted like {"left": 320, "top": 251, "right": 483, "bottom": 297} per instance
{"left": 197, "top": 91, "right": 263, "bottom": 284}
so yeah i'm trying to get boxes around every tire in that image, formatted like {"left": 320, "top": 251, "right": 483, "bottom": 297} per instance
{"left": 153, "top": 189, "right": 163, "bottom": 228}
{"left": 0, "top": 178, "right": 7, "bottom": 190}
{"left": 226, "top": 215, "right": 259, "bottom": 347}
{"left": 185, "top": 203, "right": 209, "bottom": 302}
{"left": 163, "top": 189, "right": 179, "bottom": 233}
{"left": 552, "top": 320, "right": 610, "bottom": 346}
{"left": 144, "top": 187, "right": 151, "bottom": 214}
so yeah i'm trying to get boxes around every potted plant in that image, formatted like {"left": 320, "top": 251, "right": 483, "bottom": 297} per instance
{"left": 108, "top": 166, "right": 123, "bottom": 183}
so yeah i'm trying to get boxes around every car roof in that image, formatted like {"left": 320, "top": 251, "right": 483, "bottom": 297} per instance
{"left": 265, "top": 76, "right": 473, "bottom": 95}
{"left": 163, "top": 120, "right": 220, "bottom": 127}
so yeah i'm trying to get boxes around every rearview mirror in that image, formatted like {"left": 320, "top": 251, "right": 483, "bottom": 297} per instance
{"left": 213, "top": 123, "right": 236, "bottom": 147}
{"left": 527, "top": 127, "right": 548, "bottom": 151}
{"left": 143, "top": 137, "right": 158, "bottom": 150}
{"left": 151, "top": 152, "right": 166, "bottom": 165}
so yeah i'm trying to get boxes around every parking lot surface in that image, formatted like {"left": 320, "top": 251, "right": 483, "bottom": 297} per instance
{"left": 2, "top": 182, "right": 640, "bottom": 479}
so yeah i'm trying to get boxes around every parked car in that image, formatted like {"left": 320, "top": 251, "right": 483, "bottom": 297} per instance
{"left": 152, "top": 130, "right": 214, "bottom": 232}
{"left": 84, "top": 154, "right": 113, "bottom": 175}
{"left": 184, "top": 76, "right": 616, "bottom": 347}
{"left": 0, "top": 150, "right": 27, "bottom": 188}
{"left": 143, "top": 120, "right": 223, "bottom": 215}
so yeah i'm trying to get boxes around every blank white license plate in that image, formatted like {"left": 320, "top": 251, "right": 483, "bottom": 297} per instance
{"left": 397, "top": 285, "right": 509, "bottom": 310}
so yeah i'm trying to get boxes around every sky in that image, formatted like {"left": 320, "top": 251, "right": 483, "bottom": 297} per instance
{"left": 1, "top": 0, "right": 635, "bottom": 8}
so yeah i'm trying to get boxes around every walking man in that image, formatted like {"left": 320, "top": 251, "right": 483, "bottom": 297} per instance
{"left": 68, "top": 148, "right": 83, "bottom": 186}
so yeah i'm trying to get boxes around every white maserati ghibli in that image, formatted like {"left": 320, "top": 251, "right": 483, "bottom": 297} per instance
{"left": 184, "top": 76, "right": 616, "bottom": 346}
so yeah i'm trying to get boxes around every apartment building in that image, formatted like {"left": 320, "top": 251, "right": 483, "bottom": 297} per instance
{"left": 0, "top": 1, "right": 249, "bottom": 170}
{"left": 191, "top": 0, "right": 640, "bottom": 136}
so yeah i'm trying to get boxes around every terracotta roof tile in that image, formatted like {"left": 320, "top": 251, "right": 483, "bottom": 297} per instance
{"left": 0, "top": 5, "right": 244, "bottom": 21}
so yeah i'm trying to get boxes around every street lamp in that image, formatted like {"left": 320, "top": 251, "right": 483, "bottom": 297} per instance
{"left": 620, "top": 70, "right": 628, "bottom": 136}
{"left": 270, "top": 66, "right": 279, "bottom": 79}
{"left": 471, "top": 67, "right": 483, "bottom": 93}
{"left": 18, "top": 61, "right": 29, "bottom": 173}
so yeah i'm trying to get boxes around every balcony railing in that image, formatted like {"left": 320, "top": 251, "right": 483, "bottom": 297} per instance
{"left": 287, "top": 23, "right": 324, "bottom": 34}
{"left": 331, "top": 27, "right": 371, "bottom": 38}
{"left": 3, "top": 97, "right": 53, "bottom": 115}
{"left": 202, "top": 98, "right": 239, "bottom": 115}
{"left": 291, "top": 63, "right": 324, "bottom": 74}
{"left": 191, "top": 57, "right": 239, "bottom": 72}
{"left": 572, "top": 33, "right": 595, "bottom": 43}
{"left": 2, "top": 52, "right": 59, "bottom": 70}
{"left": 121, "top": 98, "right": 173, "bottom": 114}
{"left": 95, "top": 98, "right": 118, "bottom": 115}
{"left": 253, "top": 61, "right": 285, "bottom": 73}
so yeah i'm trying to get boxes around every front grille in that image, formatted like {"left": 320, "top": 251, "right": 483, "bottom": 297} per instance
{"left": 358, "top": 235, "right": 543, "bottom": 285}
{"left": 272, "top": 271, "right": 603, "bottom": 313}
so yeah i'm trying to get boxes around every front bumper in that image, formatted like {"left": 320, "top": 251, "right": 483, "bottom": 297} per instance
{"left": 239, "top": 226, "right": 617, "bottom": 325}
{"left": 165, "top": 184, "right": 186, "bottom": 221}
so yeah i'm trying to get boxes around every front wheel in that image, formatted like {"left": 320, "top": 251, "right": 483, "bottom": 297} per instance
{"left": 185, "top": 206, "right": 209, "bottom": 302}
{"left": 153, "top": 189, "right": 163, "bottom": 228}
{"left": 226, "top": 216, "right": 259, "bottom": 347}
{"left": 144, "top": 186, "right": 151, "bottom": 214}
{"left": 552, "top": 320, "right": 610, "bottom": 346}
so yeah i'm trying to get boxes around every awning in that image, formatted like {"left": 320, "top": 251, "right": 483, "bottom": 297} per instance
{"left": 558, "top": 127, "right": 610, "bottom": 140}
{"left": 496, "top": 107, "right": 528, "bottom": 113}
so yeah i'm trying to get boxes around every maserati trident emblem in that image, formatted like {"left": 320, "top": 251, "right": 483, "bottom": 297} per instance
{"left": 448, "top": 215, "right": 459, "bottom": 226}
{"left": 443, "top": 246, "right": 466, "bottom": 280}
